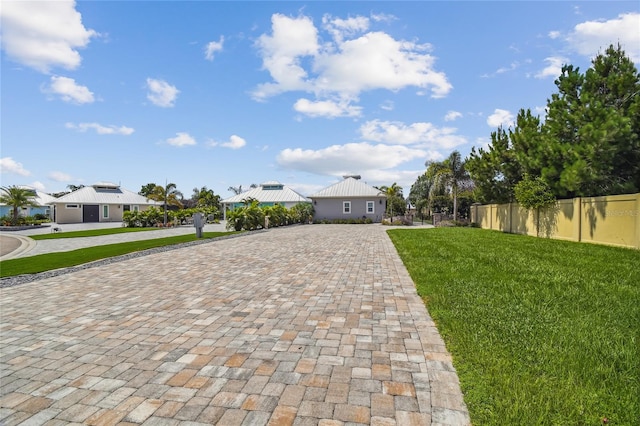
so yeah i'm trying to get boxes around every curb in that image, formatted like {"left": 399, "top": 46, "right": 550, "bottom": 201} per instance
{"left": 0, "top": 234, "right": 37, "bottom": 261}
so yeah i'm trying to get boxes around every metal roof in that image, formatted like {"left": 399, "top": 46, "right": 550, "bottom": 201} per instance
{"left": 52, "top": 185, "right": 159, "bottom": 205}
{"left": 309, "top": 177, "right": 385, "bottom": 198}
{"left": 35, "top": 191, "right": 57, "bottom": 206}
{"left": 222, "top": 183, "right": 310, "bottom": 204}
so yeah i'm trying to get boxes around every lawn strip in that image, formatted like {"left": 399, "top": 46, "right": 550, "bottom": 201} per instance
{"left": 30, "top": 227, "right": 164, "bottom": 240}
{"left": 0, "top": 231, "right": 241, "bottom": 278}
{"left": 388, "top": 227, "right": 639, "bottom": 425}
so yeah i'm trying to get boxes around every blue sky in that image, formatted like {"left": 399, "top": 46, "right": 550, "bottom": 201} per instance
{"left": 1, "top": 1, "right": 639, "bottom": 200}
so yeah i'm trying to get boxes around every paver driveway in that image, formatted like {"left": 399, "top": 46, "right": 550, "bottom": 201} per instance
{"left": 0, "top": 224, "right": 470, "bottom": 425}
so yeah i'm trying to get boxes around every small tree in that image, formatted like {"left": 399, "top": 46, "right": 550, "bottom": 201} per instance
{"left": 147, "top": 182, "right": 183, "bottom": 226}
{"left": 514, "top": 174, "right": 556, "bottom": 210}
{"left": 0, "top": 186, "right": 39, "bottom": 225}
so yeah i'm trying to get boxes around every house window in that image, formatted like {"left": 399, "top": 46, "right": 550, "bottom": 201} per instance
{"left": 133, "top": 205, "right": 139, "bottom": 212}
{"left": 343, "top": 201, "right": 351, "bottom": 214}
{"left": 366, "top": 201, "right": 375, "bottom": 214}
{"left": 65, "top": 204, "right": 80, "bottom": 209}
{"left": 103, "top": 205, "right": 109, "bottom": 219}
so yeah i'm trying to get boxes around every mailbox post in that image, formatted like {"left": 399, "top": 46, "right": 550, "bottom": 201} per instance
{"left": 193, "top": 212, "right": 204, "bottom": 238}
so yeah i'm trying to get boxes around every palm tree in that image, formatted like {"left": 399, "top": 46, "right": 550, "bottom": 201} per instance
{"left": 0, "top": 186, "right": 39, "bottom": 225}
{"left": 148, "top": 182, "right": 183, "bottom": 226}
{"left": 228, "top": 185, "right": 243, "bottom": 195}
{"left": 192, "top": 186, "right": 219, "bottom": 209}
{"left": 66, "top": 184, "right": 85, "bottom": 192}
{"left": 378, "top": 183, "right": 403, "bottom": 218}
{"left": 428, "top": 151, "right": 471, "bottom": 221}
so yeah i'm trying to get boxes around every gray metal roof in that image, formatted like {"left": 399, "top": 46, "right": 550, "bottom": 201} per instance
{"left": 52, "top": 185, "right": 159, "bottom": 205}
{"left": 309, "top": 177, "right": 385, "bottom": 198}
{"left": 222, "top": 182, "right": 310, "bottom": 204}
{"left": 35, "top": 191, "right": 57, "bottom": 206}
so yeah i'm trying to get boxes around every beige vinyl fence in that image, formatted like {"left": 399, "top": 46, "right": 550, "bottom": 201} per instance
{"left": 471, "top": 193, "right": 640, "bottom": 250}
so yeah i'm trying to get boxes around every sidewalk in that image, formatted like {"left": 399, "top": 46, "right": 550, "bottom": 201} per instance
{"left": 0, "top": 222, "right": 228, "bottom": 260}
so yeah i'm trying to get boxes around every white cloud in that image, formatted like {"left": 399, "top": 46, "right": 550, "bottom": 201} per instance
{"left": 380, "top": 100, "right": 394, "bottom": 111}
{"left": 65, "top": 122, "right": 134, "bottom": 135}
{"left": 322, "top": 14, "right": 370, "bottom": 43}
{"left": 252, "top": 13, "right": 451, "bottom": 105}
{"left": 444, "top": 111, "right": 462, "bottom": 122}
{"left": 45, "top": 76, "right": 94, "bottom": 104}
{"left": 293, "top": 98, "right": 362, "bottom": 118}
{"left": 0, "top": 0, "right": 98, "bottom": 73}
{"left": 253, "top": 14, "right": 319, "bottom": 99}
{"left": 568, "top": 12, "right": 640, "bottom": 62}
{"left": 359, "top": 119, "right": 467, "bottom": 149}
{"left": 208, "top": 135, "right": 246, "bottom": 149}
{"left": 30, "top": 181, "right": 46, "bottom": 191}
{"left": 48, "top": 171, "right": 73, "bottom": 182}
{"left": 474, "top": 137, "right": 492, "bottom": 152}
{"left": 222, "top": 135, "right": 246, "bottom": 149}
{"left": 548, "top": 30, "right": 561, "bottom": 39}
{"left": 146, "top": 78, "right": 179, "bottom": 107}
{"left": 277, "top": 142, "right": 427, "bottom": 177}
{"left": 166, "top": 132, "right": 196, "bottom": 147}
{"left": 0, "top": 157, "right": 31, "bottom": 176}
{"left": 535, "top": 56, "right": 568, "bottom": 79}
{"left": 205, "top": 36, "right": 224, "bottom": 61}
{"left": 487, "top": 109, "right": 515, "bottom": 128}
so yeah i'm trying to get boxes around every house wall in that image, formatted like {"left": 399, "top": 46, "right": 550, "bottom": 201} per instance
{"left": 0, "top": 206, "right": 50, "bottom": 218}
{"left": 54, "top": 203, "right": 152, "bottom": 224}
{"left": 313, "top": 197, "right": 385, "bottom": 222}
{"left": 471, "top": 193, "right": 640, "bottom": 249}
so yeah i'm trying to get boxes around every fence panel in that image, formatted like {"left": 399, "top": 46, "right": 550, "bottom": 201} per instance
{"left": 472, "top": 193, "right": 639, "bottom": 249}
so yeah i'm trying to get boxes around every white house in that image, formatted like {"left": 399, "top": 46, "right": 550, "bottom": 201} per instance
{"left": 221, "top": 181, "right": 311, "bottom": 219}
{"left": 50, "top": 182, "right": 160, "bottom": 224}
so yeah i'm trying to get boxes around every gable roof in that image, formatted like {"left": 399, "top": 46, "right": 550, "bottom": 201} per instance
{"left": 35, "top": 191, "right": 57, "bottom": 206}
{"left": 309, "top": 177, "right": 385, "bottom": 198}
{"left": 222, "top": 181, "right": 310, "bottom": 204}
{"left": 52, "top": 182, "right": 158, "bottom": 205}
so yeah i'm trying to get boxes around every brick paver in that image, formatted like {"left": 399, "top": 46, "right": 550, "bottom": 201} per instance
{"left": 0, "top": 225, "right": 470, "bottom": 425}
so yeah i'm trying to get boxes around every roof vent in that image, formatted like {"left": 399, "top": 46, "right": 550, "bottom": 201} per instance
{"left": 342, "top": 175, "right": 361, "bottom": 180}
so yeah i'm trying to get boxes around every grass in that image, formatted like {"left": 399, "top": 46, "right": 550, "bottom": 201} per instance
{"left": 387, "top": 227, "right": 639, "bottom": 426}
{"left": 30, "top": 227, "right": 163, "bottom": 240}
{"left": 0, "top": 231, "right": 238, "bottom": 277}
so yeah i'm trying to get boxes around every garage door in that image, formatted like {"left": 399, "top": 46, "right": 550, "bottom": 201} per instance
{"left": 83, "top": 205, "right": 99, "bottom": 222}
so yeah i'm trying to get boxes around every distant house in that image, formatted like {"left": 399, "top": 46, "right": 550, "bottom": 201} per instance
{"left": 50, "top": 182, "right": 159, "bottom": 224}
{"left": 221, "top": 181, "right": 311, "bottom": 219}
{"left": 0, "top": 186, "right": 56, "bottom": 219}
{"left": 309, "top": 176, "right": 387, "bottom": 223}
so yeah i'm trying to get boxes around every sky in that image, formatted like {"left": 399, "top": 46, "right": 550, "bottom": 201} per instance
{"left": 1, "top": 1, "right": 639, "bottom": 200}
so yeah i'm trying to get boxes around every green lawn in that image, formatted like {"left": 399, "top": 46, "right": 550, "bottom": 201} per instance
{"left": 388, "top": 227, "right": 639, "bottom": 426}
{"left": 30, "top": 227, "right": 163, "bottom": 240}
{"left": 0, "top": 231, "right": 239, "bottom": 277}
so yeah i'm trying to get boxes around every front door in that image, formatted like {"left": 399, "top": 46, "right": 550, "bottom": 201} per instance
{"left": 83, "top": 205, "right": 99, "bottom": 222}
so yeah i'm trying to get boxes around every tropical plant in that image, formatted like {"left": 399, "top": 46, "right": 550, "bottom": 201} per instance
{"left": 428, "top": 151, "right": 472, "bottom": 221}
{"left": 378, "top": 183, "right": 405, "bottom": 218}
{"left": 0, "top": 186, "right": 39, "bottom": 225}
{"left": 408, "top": 172, "right": 436, "bottom": 220}
{"left": 289, "top": 202, "right": 314, "bottom": 224}
{"left": 139, "top": 183, "right": 157, "bottom": 197}
{"left": 147, "top": 182, "right": 183, "bottom": 225}
{"left": 228, "top": 185, "right": 243, "bottom": 195}
{"left": 66, "top": 184, "right": 85, "bottom": 192}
